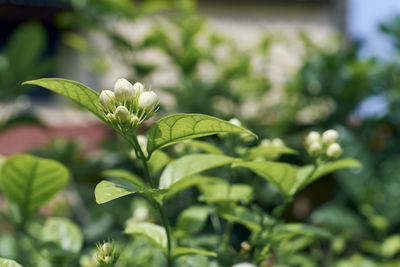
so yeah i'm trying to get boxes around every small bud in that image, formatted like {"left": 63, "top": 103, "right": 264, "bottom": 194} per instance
{"left": 137, "top": 135, "right": 148, "bottom": 150}
{"left": 130, "top": 114, "right": 140, "bottom": 127}
{"left": 326, "top": 143, "right": 342, "bottom": 158}
{"left": 322, "top": 129, "right": 339, "bottom": 145}
{"left": 105, "top": 113, "right": 116, "bottom": 122}
{"left": 96, "top": 241, "right": 118, "bottom": 266}
{"left": 115, "top": 106, "right": 130, "bottom": 123}
{"left": 114, "top": 78, "right": 135, "bottom": 102}
{"left": 272, "top": 138, "right": 284, "bottom": 147}
{"left": 308, "top": 141, "right": 322, "bottom": 156}
{"left": 229, "top": 118, "right": 242, "bottom": 127}
{"left": 99, "top": 90, "right": 116, "bottom": 110}
{"left": 133, "top": 206, "right": 149, "bottom": 221}
{"left": 260, "top": 139, "right": 271, "bottom": 146}
{"left": 133, "top": 82, "right": 145, "bottom": 96}
{"left": 306, "top": 131, "right": 320, "bottom": 146}
{"left": 103, "top": 256, "right": 112, "bottom": 264}
{"left": 138, "top": 91, "right": 159, "bottom": 109}
{"left": 102, "top": 243, "right": 113, "bottom": 255}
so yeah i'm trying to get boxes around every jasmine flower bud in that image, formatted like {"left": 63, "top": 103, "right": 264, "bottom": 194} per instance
{"left": 306, "top": 131, "right": 321, "bottom": 146}
{"left": 309, "top": 141, "right": 322, "bottom": 156}
{"left": 137, "top": 135, "right": 147, "bottom": 150}
{"left": 114, "top": 78, "right": 134, "bottom": 102}
{"left": 322, "top": 129, "right": 339, "bottom": 145}
{"left": 272, "top": 138, "right": 284, "bottom": 147}
{"left": 138, "top": 91, "right": 159, "bottom": 109}
{"left": 105, "top": 113, "right": 116, "bottom": 122}
{"left": 115, "top": 106, "right": 130, "bottom": 123}
{"left": 133, "top": 82, "right": 145, "bottom": 96}
{"left": 326, "top": 143, "right": 342, "bottom": 158}
{"left": 99, "top": 90, "right": 116, "bottom": 110}
{"left": 130, "top": 114, "right": 139, "bottom": 127}
{"left": 260, "top": 139, "right": 271, "bottom": 146}
{"left": 96, "top": 241, "right": 118, "bottom": 266}
{"left": 229, "top": 118, "right": 242, "bottom": 127}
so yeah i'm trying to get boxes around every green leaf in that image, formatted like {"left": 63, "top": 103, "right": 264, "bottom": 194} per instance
{"left": 245, "top": 145, "right": 298, "bottom": 160}
{"left": 148, "top": 150, "right": 170, "bottom": 176}
{"left": 175, "top": 206, "right": 215, "bottom": 238}
{"left": 198, "top": 181, "right": 253, "bottom": 204}
{"left": 171, "top": 247, "right": 217, "bottom": 259}
{"left": 382, "top": 235, "right": 400, "bottom": 258}
{"left": 292, "top": 158, "right": 361, "bottom": 194}
{"left": 22, "top": 78, "right": 102, "bottom": 119}
{"left": 182, "top": 140, "right": 223, "bottom": 155}
{"left": 218, "top": 206, "right": 262, "bottom": 232}
{"left": 95, "top": 178, "right": 141, "bottom": 204}
{"left": 147, "top": 113, "right": 256, "bottom": 154}
{"left": 0, "top": 258, "right": 22, "bottom": 267}
{"left": 101, "top": 169, "right": 146, "bottom": 188}
{"left": 124, "top": 222, "right": 167, "bottom": 252}
{"left": 163, "top": 176, "right": 219, "bottom": 201}
{"left": 159, "top": 154, "right": 239, "bottom": 189}
{"left": 41, "top": 217, "right": 83, "bottom": 257}
{"left": 0, "top": 154, "right": 69, "bottom": 218}
{"left": 270, "top": 223, "right": 332, "bottom": 242}
{"left": 232, "top": 161, "right": 296, "bottom": 197}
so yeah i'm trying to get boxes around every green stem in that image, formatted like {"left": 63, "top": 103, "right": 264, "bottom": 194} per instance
{"left": 129, "top": 134, "right": 173, "bottom": 267}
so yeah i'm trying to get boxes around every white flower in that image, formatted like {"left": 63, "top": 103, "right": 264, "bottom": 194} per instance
{"left": 322, "top": 129, "right": 339, "bottom": 145}
{"left": 115, "top": 105, "right": 130, "bottom": 123}
{"left": 229, "top": 118, "right": 242, "bottom": 127}
{"left": 272, "top": 138, "right": 284, "bottom": 147}
{"left": 306, "top": 131, "right": 321, "bottom": 146}
{"left": 99, "top": 90, "right": 116, "bottom": 110}
{"left": 133, "top": 82, "right": 145, "bottom": 96}
{"left": 138, "top": 91, "right": 159, "bottom": 109}
{"left": 260, "top": 139, "right": 271, "bottom": 146}
{"left": 114, "top": 78, "right": 135, "bottom": 102}
{"left": 309, "top": 141, "right": 322, "bottom": 156}
{"left": 326, "top": 143, "right": 342, "bottom": 158}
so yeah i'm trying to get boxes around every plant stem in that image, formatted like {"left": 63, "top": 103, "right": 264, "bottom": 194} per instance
{"left": 129, "top": 134, "right": 173, "bottom": 267}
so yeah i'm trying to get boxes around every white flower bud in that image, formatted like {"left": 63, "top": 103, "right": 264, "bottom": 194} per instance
{"left": 260, "top": 139, "right": 271, "bottom": 146}
{"left": 114, "top": 78, "right": 134, "bottom": 102}
{"left": 104, "top": 256, "right": 112, "bottom": 264}
{"left": 134, "top": 206, "right": 149, "bottom": 221}
{"left": 309, "top": 141, "right": 322, "bottom": 156}
{"left": 130, "top": 114, "right": 140, "bottom": 127}
{"left": 229, "top": 118, "right": 242, "bottom": 127}
{"left": 133, "top": 82, "right": 145, "bottom": 96}
{"left": 326, "top": 143, "right": 342, "bottom": 158}
{"left": 105, "top": 113, "right": 116, "bottom": 122}
{"left": 137, "top": 135, "right": 148, "bottom": 149}
{"left": 102, "top": 243, "right": 113, "bottom": 255}
{"left": 138, "top": 91, "right": 159, "bottom": 109}
{"left": 115, "top": 105, "right": 130, "bottom": 123}
{"left": 99, "top": 90, "right": 116, "bottom": 110}
{"left": 322, "top": 129, "right": 339, "bottom": 145}
{"left": 306, "top": 131, "right": 321, "bottom": 146}
{"left": 272, "top": 138, "right": 284, "bottom": 147}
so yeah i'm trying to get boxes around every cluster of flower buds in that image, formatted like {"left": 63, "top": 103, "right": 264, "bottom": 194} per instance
{"left": 305, "top": 129, "right": 342, "bottom": 159}
{"left": 98, "top": 79, "right": 159, "bottom": 133}
{"left": 96, "top": 241, "right": 119, "bottom": 267}
{"left": 260, "top": 138, "right": 285, "bottom": 147}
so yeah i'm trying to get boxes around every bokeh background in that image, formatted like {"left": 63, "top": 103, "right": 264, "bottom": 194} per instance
{"left": 1, "top": 0, "right": 400, "bottom": 266}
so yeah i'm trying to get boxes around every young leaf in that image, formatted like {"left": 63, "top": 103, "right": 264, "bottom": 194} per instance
{"left": 22, "top": 78, "right": 102, "bottom": 119}
{"left": 198, "top": 181, "right": 253, "bottom": 204}
{"left": 148, "top": 150, "right": 170, "bottom": 176}
{"left": 171, "top": 247, "right": 217, "bottom": 259}
{"left": 292, "top": 158, "right": 361, "bottom": 194}
{"left": 175, "top": 206, "right": 215, "bottom": 238}
{"left": 270, "top": 223, "right": 332, "bottom": 242}
{"left": 124, "top": 222, "right": 168, "bottom": 252}
{"left": 218, "top": 206, "right": 262, "bottom": 232}
{"left": 163, "top": 176, "right": 219, "bottom": 201}
{"left": 0, "top": 154, "right": 69, "bottom": 218}
{"left": 41, "top": 217, "right": 83, "bottom": 257}
{"left": 232, "top": 161, "right": 296, "bottom": 197}
{"left": 159, "top": 154, "right": 239, "bottom": 189}
{"left": 147, "top": 113, "right": 256, "bottom": 154}
{"left": 0, "top": 258, "right": 22, "bottom": 267}
{"left": 101, "top": 169, "right": 146, "bottom": 188}
{"left": 95, "top": 178, "right": 141, "bottom": 204}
